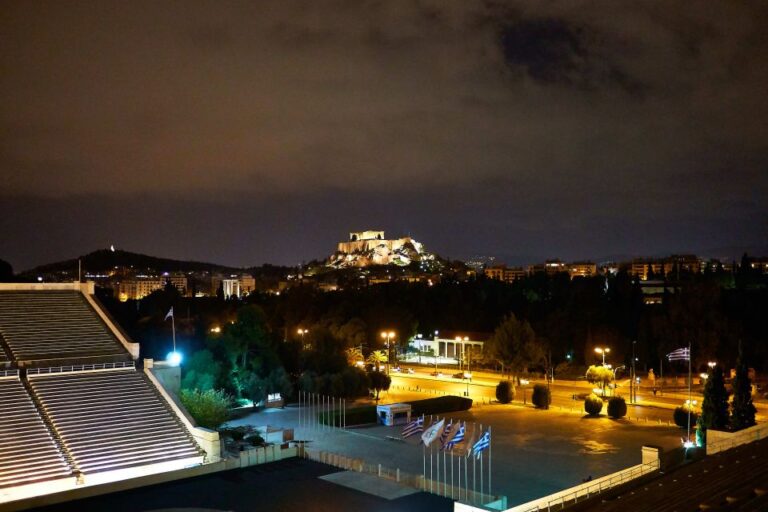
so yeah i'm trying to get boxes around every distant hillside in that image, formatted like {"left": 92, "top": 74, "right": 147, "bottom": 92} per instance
{"left": 21, "top": 249, "right": 243, "bottom": 276}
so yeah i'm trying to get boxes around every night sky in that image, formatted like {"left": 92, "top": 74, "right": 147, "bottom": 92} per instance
{"left": 2, "top": 1, "right": 767, "bottom": 271}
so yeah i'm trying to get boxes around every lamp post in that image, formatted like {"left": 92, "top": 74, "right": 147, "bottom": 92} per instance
{"left": 297, "top": 328, "right": 309, "bottom": 350}
{"left": 520, "top": 378, "right": 530, "bottom": 405}
{"left": 631, "top": 340, "right": 637, "bottom": 403}
{"left": 380, "top": 331, "right": 395, "bottom": 374}
{"left": 595, "top": 347, "right": 611, "bottom": 366}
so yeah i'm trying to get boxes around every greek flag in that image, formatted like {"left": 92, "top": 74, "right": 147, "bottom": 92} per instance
{"left": 472, "top": 430, "right": 490, "bottom": 459}
{"left": 401, "top": 415, "right": 424, "bottom": 439}
{"left": 667, "top": 347, "right": 690, "bottom": 362}
{"left": 164, "top": 307, "right": 174, "bottom": 321}
{"left": 445, "top": 422, "right": 466, "bottom": 450}
{"left": 439, "top": 420, "right": 453, "bottom": 445}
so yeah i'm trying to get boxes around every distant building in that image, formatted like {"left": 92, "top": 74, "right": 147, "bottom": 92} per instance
{"left": 212, "top": 274, "right": 256, "bottom": 298}
{"left": 484, "top": 265, "right": 526, "bottom": 283}
{"left": 529, "top": 260, "right": 568, "bottom": 276}
{"left": 115, "top": 273, "right": 188, "bottom": 301}
{"left": 630, "top": 255, "right": 701, "bottom": 281}
{"left": 413, "top": 331, "right": 489, "bottom": 360}
{"left": 568, "top": 261, "right": 597, "bottom": 279}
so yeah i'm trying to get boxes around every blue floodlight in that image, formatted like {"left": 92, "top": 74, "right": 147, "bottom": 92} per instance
{"left": 167, "top": 351, "right": 183, "bottom": 367}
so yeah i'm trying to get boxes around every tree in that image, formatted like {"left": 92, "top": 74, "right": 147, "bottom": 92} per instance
{"left": 485, "top": 313, "right": 544, "bottom": 378}
{"left": 731, "top": 345, "right": 756, "bottom": 431}
{"left": 181, "top": 349, "right": 222, "bottom": 392}
{"left": 585, "top": 365, "right": 613, "bottom": 396}
{"left": 369, "top": 371, "right": 391, "bottom": 400}
{"left": 698, "top": 365, "right": 729, "bottom": 440}
{"left": 367, "top": 350, "right": 388, "bottom": 372}
{"left": 180, "top": 388, "right": 231, "bottom": 429}
{"left": 496, "top": 381, "right": 513, "bottom": 404}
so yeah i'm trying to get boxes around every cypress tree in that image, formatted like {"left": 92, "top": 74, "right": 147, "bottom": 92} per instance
{"left": 698, "top": 365, "right": 729, "bottom": 443}
{"left": 731, "top": 344, "right": 757, "bottom": 431}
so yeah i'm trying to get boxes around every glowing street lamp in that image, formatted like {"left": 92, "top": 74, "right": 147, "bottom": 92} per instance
{"left": 167, "top": 351, "right": 183, "bottom": 367}
{"left": 594, "top": 347, "right": 611, "bottom": 365}
{"left": 381, "top": 331, "right": 396, "bottom": 373}
{"left": 297, "top": 328, "right": 309, "bottom": 349}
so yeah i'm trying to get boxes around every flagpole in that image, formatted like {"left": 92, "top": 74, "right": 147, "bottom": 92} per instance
{"left": 451, "top": 450, "right": 454, "bottom": 499}
{"left": 443, "top": 442, "right": 447, "bottom": 496}
{"left": 488, "top": 425, "right": 492, "bottom": 499}
{"left": 687, "top": 340, "right": 692, "bottom": 444}
{"left": 171, "top": 312, "right": 176, "bottom": 352}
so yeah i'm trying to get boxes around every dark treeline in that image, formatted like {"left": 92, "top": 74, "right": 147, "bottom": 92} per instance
{"left": 98, "top": 262, "right": 768, "bottom": 385}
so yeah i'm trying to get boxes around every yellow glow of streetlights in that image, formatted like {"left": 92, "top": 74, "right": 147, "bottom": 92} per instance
{"left": 594, "top": 347, "right": 611, "bottom": 365}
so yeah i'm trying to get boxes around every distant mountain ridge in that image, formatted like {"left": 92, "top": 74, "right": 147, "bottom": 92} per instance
{"left": 21, "top": 248, "right": 244, "bottom": 276}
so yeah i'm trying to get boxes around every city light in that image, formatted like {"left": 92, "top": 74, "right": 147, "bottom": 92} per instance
{"left": 209, "top": 326, "right": 221, "bottom": 334}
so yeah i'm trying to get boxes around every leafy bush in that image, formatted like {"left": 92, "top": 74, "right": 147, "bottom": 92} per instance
{"left": 180, "top": 388, "right": 231, "bottom": 429}
{"left": 584, "top": 393, "right": 603, "bottom": 416}
{"left": 674, "top": 405, "right": 698, "bottom": 428}
{"left": 532, "top": 384, "right": 550, "bottom": 409}
{"left": 496, "top": 381, "right": 513, "bottom": 404}
{"left": 607, "top": 396, "right": 627, "bottom": 419}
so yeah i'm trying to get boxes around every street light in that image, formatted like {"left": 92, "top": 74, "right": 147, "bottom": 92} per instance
{"left": 520, "top": 378, "right": 530, "bottom": 405}
{"left": 297, "top": 328, "right": 309, "bottom": 349}
{"left": 594, "top": 347, "right": 611, "bottom": 365}
{"left": 380, "top": 331, "right": 396, "bottom": 374}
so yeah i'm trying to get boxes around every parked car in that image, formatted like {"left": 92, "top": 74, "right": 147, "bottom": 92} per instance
{"left": 430, "top": 371, "right": 443, "bottom": 377}
{"left": 453, "top": 371, "right": 472, "bottom": 380}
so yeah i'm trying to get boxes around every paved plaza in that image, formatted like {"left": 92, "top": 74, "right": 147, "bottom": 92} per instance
{"left": 232, "top": 388, "right": 683, "bottom": 507}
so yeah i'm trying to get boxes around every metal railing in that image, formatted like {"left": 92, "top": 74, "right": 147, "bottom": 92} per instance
{"left": 0, "top": 368, "right": 20, "bottom": 379}
{"left": 513, "top": 459, "right": 660, "bottom": 512}
{"left": 27, "top": 360, "right": 135, "bottom": 376}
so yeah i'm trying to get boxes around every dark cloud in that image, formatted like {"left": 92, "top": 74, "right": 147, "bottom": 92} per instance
{"left": 1, "top": 1, "right": 767, "bottom": 269}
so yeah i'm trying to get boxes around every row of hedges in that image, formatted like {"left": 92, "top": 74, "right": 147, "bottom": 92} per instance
{"left": 495, "top": 381, "right": 551, "bottom": 409}
{"left": 319, "top": 405, "right": 377, "bottom": 426}
{"left": 318, "top": 395, "right": 474, "bottom": 427}
{"left": 584, "top": 395, "right": 627, "bottom": 419}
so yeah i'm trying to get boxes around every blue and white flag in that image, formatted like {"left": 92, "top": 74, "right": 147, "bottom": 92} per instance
{"left": 164, "top": 307, "right": 174, "bottom": 321}
{"left": 472, "top": 430, "right": 490, "bottom": 459}
{"left": 667, "top": 347, "right": 690, "bottom": 362}
{"left": 445, "top": 422, "right": 466, "bottom": 450}
{"left": 439, "top": 420, "right": 453, "bottom": 446}
{"left": 401, "top": 415, "right": 424, "bottom": 439}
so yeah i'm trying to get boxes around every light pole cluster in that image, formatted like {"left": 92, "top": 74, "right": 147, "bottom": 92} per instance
{"left": 380, "top": 330, "right": 396, "bottom": 374}
{"left": 594, "top": 346, "right": 610, "bottom": 365}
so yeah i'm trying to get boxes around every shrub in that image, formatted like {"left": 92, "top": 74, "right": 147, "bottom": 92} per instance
{"left": 496, "top": 381, "right": 513, "bottom": 404}
{"left": 180, "top": 388, "right": 231, "bottom": 429}
{"left": 607, "top": 396, "right": 627, "bottom": 419}
{"left": 532, "top": 384, "right": 550, "bottom": 409}
{"left": 674, "top": 405, "right": 698, "bottom": 428}
{"left": 584, "top": 393, "right": 603, "bottom": 416}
